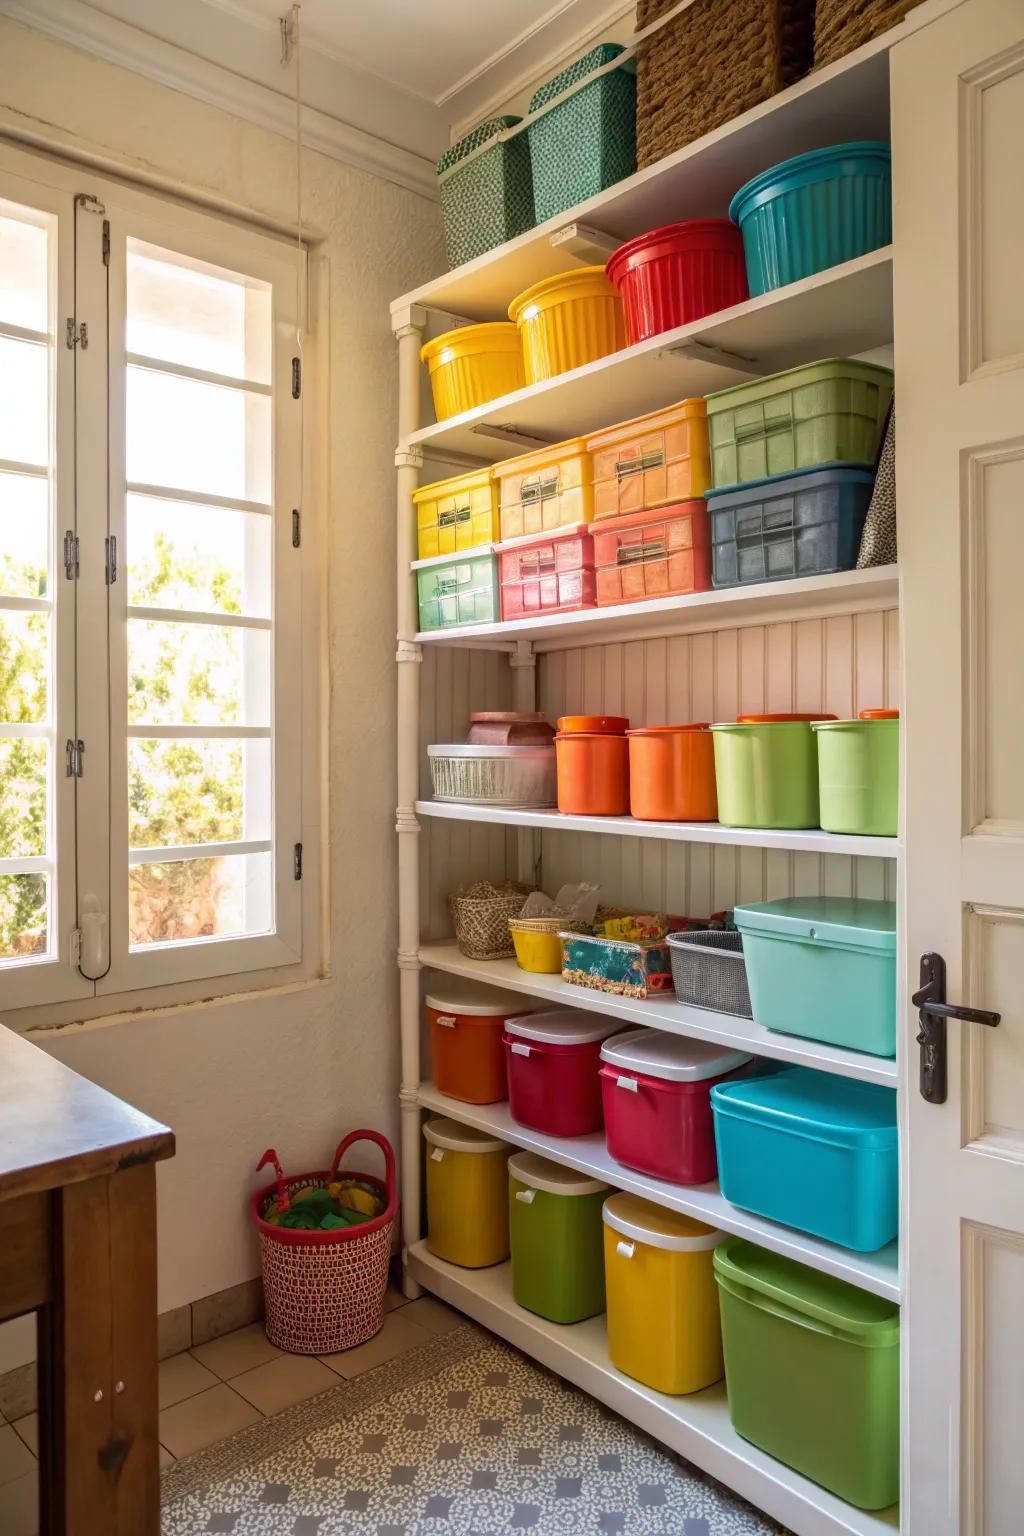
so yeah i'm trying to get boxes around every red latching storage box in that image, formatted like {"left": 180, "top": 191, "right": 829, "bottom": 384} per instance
{"left": 592, "top": 501, "right": 712, "bottom": 606}
{"left": 504, "top": 1010, "right": 623, "bottom": 1137}
{"left": 498, "top": 524, "right": 597, "bottom": 620}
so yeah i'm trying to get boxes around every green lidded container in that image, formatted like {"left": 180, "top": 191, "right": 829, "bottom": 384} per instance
{"left": 508, "top": 1152, "right": 608, "bottom": 1324}
{"left": 706, "top": 358, "right": 894, "bottom": 490}
{"left": 415, "top": 549, "right": 499, "bottom": 631}
{"left": 714, "top": 1238, "right": 900, "bottom": 1510}
{"left": 527, "top": 44, "right": 636, "bottom": 224}
{"left": 813, "top": 710, "right": 899, "bottom": 836}
{"left": 709, "top": 714, "right": 835, "bottom": 830}
{"left": 437, "top": 117, "right": 535, "bottom": 270}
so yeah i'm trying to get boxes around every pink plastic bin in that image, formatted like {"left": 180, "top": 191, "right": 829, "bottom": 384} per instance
{"left": 600, "top": 1028, "right": 752, "bottom": 1184}
{"left": 498, "top": 524, "right": 597, "bottom": 620}
{"left": 504, "top": 1010, "right": 624, "bottom": 1137}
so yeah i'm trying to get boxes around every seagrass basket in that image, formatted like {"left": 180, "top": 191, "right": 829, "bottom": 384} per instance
{"left": 449, "top": 880, "right": 534, "bottom": 960}
{"left": 814, "top": 0, "right": 925, "bottom": 69}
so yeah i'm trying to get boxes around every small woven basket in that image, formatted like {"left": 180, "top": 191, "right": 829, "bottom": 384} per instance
{"left": 635, "top": 0, "right": 815, "bottom": 168}
{"left": 450, "top": 881, "right": 533, "bottom": 960}
{"left": 814, "top": 0, "right": 925, "bottom": 69}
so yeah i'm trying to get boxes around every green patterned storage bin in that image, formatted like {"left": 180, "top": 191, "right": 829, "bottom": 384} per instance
{"left": 416, "top": 550, "right": 499, "bottom": 631}
{"left": 528, "top": 44, "right": 637, "bottom": 224}
{"left": 437, "top": 117, "right": 535, "bottom": 270}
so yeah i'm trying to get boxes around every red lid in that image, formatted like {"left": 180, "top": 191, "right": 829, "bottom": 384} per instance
{"left": 736, "top": 713, "right": 838, "bottom": 724}
{"left": 556, "top": 715, "right": 629, "bottom": 735}
{"left": 589, "top": 501, "right": 707, "bottom": 536}
{"left": 859, "top": 708, "right": 899, "bottom": 720}
{"left": 607, "top": 220, "right": 743, "bottom": 284}
{"left": 626, "top": 723, "right": 710, "bottom": 737}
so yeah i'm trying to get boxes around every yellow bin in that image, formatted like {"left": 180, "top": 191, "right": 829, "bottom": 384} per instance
{"left": 603, "top": 1193, "right": 724, "bottom": 1395}
{"left": 413, "top": 467, "right": 499, "bottom": 560}
{"left": 424, "top": 1117, "right": 509, "bottom": 1268}
{"left": 492, "top": 437, "right": 594, "bottom": 541}
{"left": 509, "top": 267, "right": 625, "bottom": 385}
{"left": 421, "top": 323, "right": 525, "bottom": 422}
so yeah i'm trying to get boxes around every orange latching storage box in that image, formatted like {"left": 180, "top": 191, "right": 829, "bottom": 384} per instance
{"left": 586, "top": 399, "right": 711, "bottom": 520}
{"left": 591, "top": 501, "right": 712, "bottom": 606}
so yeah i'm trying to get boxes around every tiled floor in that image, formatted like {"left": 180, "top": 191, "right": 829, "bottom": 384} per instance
{"left": 0, "top": 1285, "right": 453, "bottom": 1536}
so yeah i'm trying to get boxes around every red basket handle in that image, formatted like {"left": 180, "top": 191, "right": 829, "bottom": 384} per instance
{"left": 330, "top": 1130, "right": 396, "bottom": 1207}
{"left": 256, "top": 1147, "right": 290, "bottom": 1213}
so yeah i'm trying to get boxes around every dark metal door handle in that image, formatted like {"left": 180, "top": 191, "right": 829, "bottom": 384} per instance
{"left": 910, "top": 999, "right": 1001, "bottom": 1027}
{"left": 914, "top": 952, "right": 1001, "bottom": 1104}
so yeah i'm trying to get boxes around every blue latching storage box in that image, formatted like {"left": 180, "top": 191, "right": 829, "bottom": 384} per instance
{"left": 707, "top": 464, "right": 875, "bottom": 589}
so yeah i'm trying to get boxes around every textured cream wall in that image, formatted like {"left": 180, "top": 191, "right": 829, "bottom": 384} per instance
{"left": 0, "top": 17, "right": 443, "bottom": 1372}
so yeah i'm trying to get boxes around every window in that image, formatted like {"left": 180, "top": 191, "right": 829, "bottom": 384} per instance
{"left": 0, "top": 146, "right": 306, "bottom": 1010}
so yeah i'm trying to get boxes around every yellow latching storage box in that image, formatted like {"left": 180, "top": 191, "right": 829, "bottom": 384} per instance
{"left": 413, "top": 468, "right": 500, "bottom": 561}
{"left": 492, "top": 437, "right": 594, "bottom": 542}
{"left": 423, "top": 1117, "right": 509, "bottom": 1268}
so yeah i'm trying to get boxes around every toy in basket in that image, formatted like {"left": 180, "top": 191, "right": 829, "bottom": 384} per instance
{"left": 560, "top": 913, "right": 715, "bottom": 999}
{"left": 251, "top": 1131, "right": 397, "bottom": 1355}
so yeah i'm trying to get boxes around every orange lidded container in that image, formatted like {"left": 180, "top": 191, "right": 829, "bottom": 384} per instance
{"left": 586, "top": 399, "right": 711, "bottom": 520}
{"left": 627, "top": 724, "right": 718, "bottom": 822}
{"left": 555, "top": 726, "right": 630, "bottom": 816}
{"left": 426, "top": 977, "right": 536, "bottom": 1106}
{"left": 492, "top": 438, "right": 594, "bottom": 542}
{"left": 592, "top": 500, "right": 712, "bottom": 606}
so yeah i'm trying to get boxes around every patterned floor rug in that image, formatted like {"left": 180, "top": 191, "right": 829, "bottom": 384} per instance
{"left": 161, "top": 1321, "right": 786, "bottom": 1535}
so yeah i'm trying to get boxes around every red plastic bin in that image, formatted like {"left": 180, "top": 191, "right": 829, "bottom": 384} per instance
{"left": 498, "top": 525, "right": 596, "bottom": 620}
{"left": 600, "top": 1028, "right": 752, "bottom": 1184}
{"left": 504, "top": 1010, "right": 624, "bottom": 1137}
{"left": 593, "top": 501, "right": 711, "bottom": 606}
{"left": 606, "top": 220, "right": 748, "bottom": 345}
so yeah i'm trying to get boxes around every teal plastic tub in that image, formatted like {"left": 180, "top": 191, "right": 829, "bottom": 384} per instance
{"left": 508, "top": 1152, "right": 608, "bottom": 1323}
{"left": 528, "top": 44, "right": 636, "bottom": 223}
{"left": 733, "top": 897, "right": 897, "bottom": 1057}
{"left": 437, "top": 117, "right": 535, "bottom": 270}
{"left": 711, "top": 1068, "right": 898, "bottom": 1251}
{"left": 706, "top": 359, "right": 894, "bottom": 489}
{"left": 813, "top": 711, "right": 899, "bottom": 836}
{"left": 729, "top": 142, "right": 892, "bottom": 298}
{"left": 715, "top": 1240, "right": 900, "bottom": 1510}
{"left": 709, "top": 465, "right": 875, "bottom": 588}
{"left": 709, "top": 715, "right": 834, "bottom": 829}
{"left": 415, "top": 549, "right": 499, "bottom": 631}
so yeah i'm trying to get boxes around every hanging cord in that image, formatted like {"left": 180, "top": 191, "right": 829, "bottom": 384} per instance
{"left": 291, "top": 3, "right": 306, "bottom": 532}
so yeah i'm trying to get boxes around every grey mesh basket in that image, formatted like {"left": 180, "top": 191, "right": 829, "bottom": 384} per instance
{"left": 667, "top": 929, "right": 752, "bottom": 1018}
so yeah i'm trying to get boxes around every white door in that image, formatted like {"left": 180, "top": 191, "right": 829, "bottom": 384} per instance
{"left": 894, "top": 1, "right": 1024, "bottom": 1532}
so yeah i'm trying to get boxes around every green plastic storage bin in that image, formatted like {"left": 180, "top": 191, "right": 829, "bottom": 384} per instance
{"left": 528, "top": 44, "right": 636, "bottom": 223}
{"left": 706, "top": 359, "right": 894, "bottom": 489}
{"left": 714, "top": 1239, "right": 899, "bottom": 1510}
{"left": 709, "top": 715, "right": 833, "bottom": 829}
{"left": 813, "top": 711, "right": 899, "bottom": 836}
{"left": 437, "top": 117, "right": 535, "bottom": 270}
{"left": 416, "top": 548, "right": 499, "bottom": 631}
{"left": 508, "top": 1152, "right": 608, "bottom": 1323}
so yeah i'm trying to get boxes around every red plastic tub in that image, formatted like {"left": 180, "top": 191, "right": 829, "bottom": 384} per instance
{"left": 498, "top": 524, "right": 596, "bottom": 620}
{"left": 592, "top": 501, "right": 712, "bottom": 605}
{"left": 600, "top": 1028, "right": 752, "bottom": 1184}
{"left": 606, "top": 221, "right": 748, "bottom": 345}
{"left": 504, "top": 1010, "right": 624, "bottom": 1137}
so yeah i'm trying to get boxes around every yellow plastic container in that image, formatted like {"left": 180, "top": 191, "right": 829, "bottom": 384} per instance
{"left": 493, "top": 437, "right": 594, "bottom": 541}
{"left": 603, "top": 1193, "right": 724, "bottom": 1395}
{"left": 421, "top": 324, "right": 524, "bottom": 422}
{"left": 509, "top": 267, "right": 625, "bottom": 385}
{"left": 423, "top": 1117, "right": 509, "bottom": 1268}
{"left": 509, "top": 919, "right": 563, "bottom": 974}
{"left": 413, "top": 468, "right": 499, "bottom": 560}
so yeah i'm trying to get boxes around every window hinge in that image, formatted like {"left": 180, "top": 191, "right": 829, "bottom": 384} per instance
{"left": 65, "top": 318, "right": 88, "bottom": 350}
{"left": 63, "top": 530, "right": 80, "bottom": 580}
{"left": 291, "top": 509, "right": 301, "bottom": 548}
{"left": 293, "top": 842, "right": 303, "bottom": 880}
{"left": 102, "top": 219, "right": 110, "bottom": 266}
{"left": 105, "top": 533, "right": 118, "bottom": 585}
{"left": 65, "top": 738, "right": 85, "bottom": 778}
{"left": 291, "top": 356, "right": 301, "bottom": 399}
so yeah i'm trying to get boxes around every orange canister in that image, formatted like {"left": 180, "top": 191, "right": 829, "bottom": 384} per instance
{"left": 426, "top": 978, "right": 534, "bottom": 1105}
{"left": 627, "top": 724, "right": 718, "bottom": 822}
{"left": 555, "top": 723, "right": 630, "bottom": 816}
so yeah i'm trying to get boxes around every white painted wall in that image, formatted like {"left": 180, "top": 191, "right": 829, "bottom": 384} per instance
{"left": 0, "top": 16, "right": 444, "bottom": 1372}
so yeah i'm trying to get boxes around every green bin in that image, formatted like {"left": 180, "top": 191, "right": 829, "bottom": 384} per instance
{"left": 437, "top": 117, "right": 535, "bottom": 270}
{"left": 416, "top": 549, "right": 499, "bottom": 631}
{"left": 528, "top": 44, "right": 636, "bottom": 224}
{"left": 813, "top": 712, "right": 899, "bottom": 836}
{"left": 714, "top": 1239, "right": 899, "bottom": 1511}
{"left": 709, "top": 715, "right": 833, "bottom": 829}
{"left": 508, "top": 1152, "right": 608, "bottom": 1324}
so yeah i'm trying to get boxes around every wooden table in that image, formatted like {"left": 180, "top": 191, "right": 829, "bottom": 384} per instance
{"left": 0, "top": 1024, "right": 174, "bottom": 1534}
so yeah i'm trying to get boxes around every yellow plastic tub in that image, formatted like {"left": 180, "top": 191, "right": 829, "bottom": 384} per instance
{"left": 413, "top": 468, "right": 499, "bottom": 560}
{"left": 509, "top": 267, "right": 625, "bottom": 385}
{"left": 423, "top": 1117, "right": 509, "bottom": 1268}
{"left": 603, "top": 1192, "right": 724, "bottom": 1395}
{"left": 421, "top": 324, "right": 524, "bottom": 421}
{"left": 493, "top": 437, "right": 594, "bottom": 541}
{"left": 509, "top": 918, "right": 564, "bottom": 974}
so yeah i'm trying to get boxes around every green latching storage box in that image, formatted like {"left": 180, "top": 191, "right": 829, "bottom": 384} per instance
{"left": 706, "top": 359, "right": 894, "bottom": 490}
{"left": 437, "top": 117, "right": 535, "bottom": 270}
{"left": 509, "top": 1152, "right": 608, "bottom": 1324}
{"left": 415, "top": 549, "right": 499, "bottom": 631}
{"left": 528, "top": 44, "right": 637, "bottom": 224}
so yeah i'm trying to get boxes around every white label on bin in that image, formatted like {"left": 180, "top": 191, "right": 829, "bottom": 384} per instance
{"left": 616, "top": 1240, "right": 636, "bottom": 1260}
{"left": 431, "top": 1147, "right": 445, "bottom": 1162}
{"left": 515, "top": 1188, "right": 536, "bottom": 1204}
{"left": 510, "top": 1042, "right": 532, "bottom": 1057}
{"left": 616, "top": 1075, "right": 639, "bottom": 1092}
{"left": 435, "top": 1014, "right": 457, "bottom": 1028}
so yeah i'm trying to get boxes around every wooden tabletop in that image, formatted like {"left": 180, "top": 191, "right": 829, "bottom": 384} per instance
{"left": 0, "top": 1024, "right": 174, "bottom": 1203}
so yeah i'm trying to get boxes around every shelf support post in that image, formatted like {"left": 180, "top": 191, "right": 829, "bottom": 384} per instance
{"left": 508, "top": 640, "right": 540, "bottom": 887}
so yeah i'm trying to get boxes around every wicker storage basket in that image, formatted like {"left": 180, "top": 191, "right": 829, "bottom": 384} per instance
{"left": 437, "top": 117, "right": 534, "bottom": 270}
{"left": 635, "top": 0, "right": 815, "bottom": 169}
{"left": 450, "top": 881, "right": 534, "bottom": 960}
{"left": 667, "top": 928, "right": 753, "bottom": 1017}
{"left": 814, "top": 0, "right": 925, "bottom": 69}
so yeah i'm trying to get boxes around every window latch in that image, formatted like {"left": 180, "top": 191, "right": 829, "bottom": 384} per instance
{"left": 65, "top": 738, "right": 85, "bottom": 778}
{"left": 65, "top": 318, "right": 88, "bottom": 350}
{"left": 105, "top": 534, "right": 118, "bottom": 585}
{"left": 63, "top": 530, "right": 80, "bottom": 580}
{"left": 293, "top": 843, "right": 303, "bottom": 880}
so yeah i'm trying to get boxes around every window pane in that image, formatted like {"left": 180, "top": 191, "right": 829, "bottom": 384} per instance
{"left": 0, "top": 739, "right": 47, "bottom": 857}
{"left": 129, "top": 850, "right": 272, "bottom": 946}
{"left": 0, "top": 611, "right": 48, "bottom": 723}
{"left": 127, "top": 619, "right": 269, "bottom": 727}
{"left": 0, "top": 336, "right": 48, "bottom": 466}
{"left": 126, "top": 367, "right": 271, "bottom": 503}
{"left": 0, "top": 211, "right": 48, "bottom": 333}
{"left": 128, "top": 737, "right": 270, "bottom": 848}
{"left": 0, "top": 872, "right": 48, "bottom": 960}
{"left": 0, "top": 473, "right": 48, "bottom": 599}
{"left": 126, "top": 494, "right": 270, "bottom": 618}
{"left": 127, "top": 246, "right": 271, "bottom": 383}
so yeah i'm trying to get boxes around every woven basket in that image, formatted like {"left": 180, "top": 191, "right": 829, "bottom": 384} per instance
{"left": 814, "top": 0, "right": 925, "bottom": 69}
{"left": 450, "top": 881, "right": 533, "bottom": 960}
{"left": 635, "top": 0, "right": 815, "bottom": 169}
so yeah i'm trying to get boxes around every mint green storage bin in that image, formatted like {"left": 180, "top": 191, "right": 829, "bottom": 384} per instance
{"left": 508, "top": 1152, "right": 608, "bottom": 1324}
{"left": 813, "top": 713, "right": 899, "bottom": 836}
{"left": 528, "top": 44, "right": 636, "bottom": 224}
{"left": 416, "top": 549, "right": 499, "bottom": 631}
{"left": 706, "top": 359, "right": 894, "bottom": 489}
{"left": 709, "top": 717, "right": 832, "bottom": 829}
{"left": 733, "top": 897, "right": 897, "bottom": 1057}
{"left": 437, "top": 117, "right": 535, "bottom": 270}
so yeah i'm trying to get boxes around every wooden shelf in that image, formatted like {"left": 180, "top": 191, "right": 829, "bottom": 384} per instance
{"left": 417, "top": 1083, "right": 899, "bottom": 1300}
{"left": 409, "top": 1242, "right": 899, "bottom": 1536}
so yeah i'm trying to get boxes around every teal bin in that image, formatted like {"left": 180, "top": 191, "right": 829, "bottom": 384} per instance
{"left": 528, "top": 44, "right": 636, "bottom": 224}
{"left": 437, "top": 117, "right": 535, "bottom": 270}
{"left": 416, "top": 549, "right": 499, "bottom": 631}
{"left": 508, "top": 1152, "right": 608, "bottom": 1323}
{"left": 813, "top": 711, "right": 899, "bottom": 836}
{"left": 734, "top": 897, "right": 897, "bottom": 1057}
{"left": 711, "top": 1068, "right": 898, "bottom": 1251}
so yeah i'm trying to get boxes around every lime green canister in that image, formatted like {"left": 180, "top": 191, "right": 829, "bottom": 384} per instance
{"left": 710, "top": 714, "right": 835, "bottom": 830}
{"left": 508, "top": 1152, "right": 608, "bottom": 1324}
{"left": 812, "top": 710, "right": 899, "bottom": 836}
